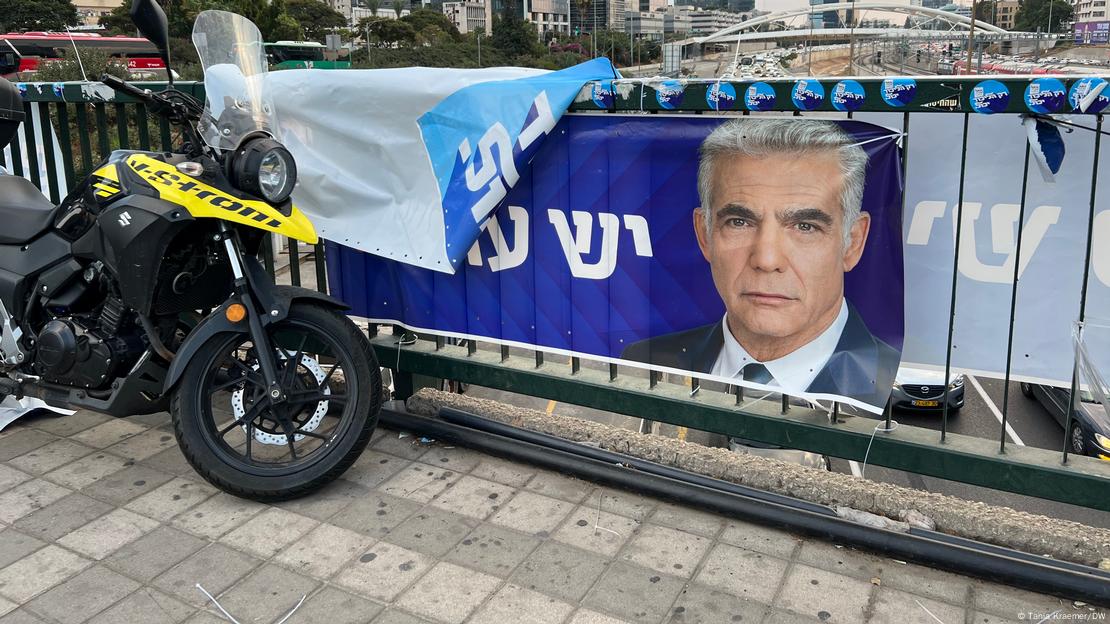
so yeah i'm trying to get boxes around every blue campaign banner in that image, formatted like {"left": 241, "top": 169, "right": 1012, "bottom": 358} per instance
{"left": 328, "top": 116, "right": 905, "bottom": 412}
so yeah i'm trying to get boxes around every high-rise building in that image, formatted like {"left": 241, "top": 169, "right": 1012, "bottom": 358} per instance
{"left": 442, "top": 1, "right": 490, "bottom": 34}
{"left": 993, "top": 0, "right": 1019, "bottom": 30}
{"left": 809, "top": 0, "right": 848, "bottom": 29}
{"left": 569, "top": 0, "right": 626, "bottom": 32}
{"left": 493, "top": 0, "right": 571, "bottom": 37}
{"left": 1074, "top": 0, "right": 1110, "bottom": 44}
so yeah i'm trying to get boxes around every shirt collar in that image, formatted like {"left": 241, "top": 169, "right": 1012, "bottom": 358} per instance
{"left": 711, "top": 299, "right": 849, "bottom": 392}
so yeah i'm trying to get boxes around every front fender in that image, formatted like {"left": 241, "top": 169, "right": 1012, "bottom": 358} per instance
{"left": 163, "top": 281, "right": 350, "bottom": 393}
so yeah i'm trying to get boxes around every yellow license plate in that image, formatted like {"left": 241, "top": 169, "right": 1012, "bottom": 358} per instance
{"left": 912, "top": 400, "right": 939, "bottom": 407}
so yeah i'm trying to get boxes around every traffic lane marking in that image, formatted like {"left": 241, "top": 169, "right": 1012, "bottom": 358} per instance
{"left": 966, "top": 374, "right": 1026, "bottom": 447}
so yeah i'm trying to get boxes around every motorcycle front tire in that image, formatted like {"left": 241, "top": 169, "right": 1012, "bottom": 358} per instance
{"left": 171, "top": 303, "right": 382, "bottom": 501}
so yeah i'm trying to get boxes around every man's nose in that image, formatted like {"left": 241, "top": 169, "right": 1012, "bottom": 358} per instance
{"left": 748, "top": 225, "right": 788, "bottom": 273}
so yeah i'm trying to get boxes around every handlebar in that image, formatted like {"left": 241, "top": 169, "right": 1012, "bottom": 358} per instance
{"left": 100, "top": 74, "right": 154, "bottom": 102}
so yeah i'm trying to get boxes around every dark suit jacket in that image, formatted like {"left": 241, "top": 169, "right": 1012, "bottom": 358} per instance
{"left": 621, "top": 304, "right": 900, "bottom": 408}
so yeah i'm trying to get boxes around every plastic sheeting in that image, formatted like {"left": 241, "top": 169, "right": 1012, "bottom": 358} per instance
{"left": 266, "top": 59, "right": 616, "bottom": 273}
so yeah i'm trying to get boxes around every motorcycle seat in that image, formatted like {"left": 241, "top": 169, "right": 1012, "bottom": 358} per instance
{"left": 0, "top": 175, "right": 58, "bottom": 244}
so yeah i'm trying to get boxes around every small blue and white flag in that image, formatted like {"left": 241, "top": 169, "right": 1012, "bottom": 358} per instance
{"left": 1022, "top": 115, "right": 1066, "bottom": 182}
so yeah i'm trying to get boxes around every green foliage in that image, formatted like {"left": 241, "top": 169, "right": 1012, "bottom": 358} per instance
{"left": 392, "top": 0, "right": 405, "bottom": 17}
{"left": 366, "top": 0, "right": 381, "bottom": 15}
{"left": 973, "top": 0, "right": 996, "bottom": 23}
{"left": 404, "top": 9, "right": 461, "bottom": 41}
{"left": 32, "top": 48, "right": 129, "bottom": 82}
{"left": 1, "top": 0, "right": 80, "bottom": 32}
{"left": 491, "top": 0, "right": 542, "bottom": 61}
{"left": 1015, "top": 0, "right": 1072, "bottom": 33}
{"left": 286, "top": 0, "right": 347, "bottom": 40}
{"left": 368, "top": 18, "right": 417, "bottom": 46}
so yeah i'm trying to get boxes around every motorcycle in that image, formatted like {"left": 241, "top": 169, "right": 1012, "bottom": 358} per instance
{"left": 0, "top": 3, "right": 382, "bottom": 500}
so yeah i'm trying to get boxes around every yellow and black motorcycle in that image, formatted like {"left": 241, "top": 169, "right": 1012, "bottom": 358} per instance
{"left": 0, "top": 4, "right": 381, "bottom": 500}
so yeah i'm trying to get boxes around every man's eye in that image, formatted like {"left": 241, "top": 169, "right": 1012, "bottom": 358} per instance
{"left": 726, "top": 218, "right": 748, "bottom": 227}
{"left": 796, "top": 222, "right": 819, "bottom": 233}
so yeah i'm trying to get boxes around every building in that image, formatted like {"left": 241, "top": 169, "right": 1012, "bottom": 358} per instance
{"left": 672, "top": 6, "right": 746, "bottom": 35}
{"left": 993, "top": 0, "right": 1019, "bottom": 30}
{"left": 664, "top": 10, "right": 692, "bottom": 35}
{"left": 570, "top": 0, "right": 627, "bottom": 32}
{"left": 910, "top": 0, "right": 950, "bottom": 9}
{"left": 442, "top": 0, "right": 490, "bottom": 34}
{"left": 809, "top": 0, "right": 845, "bottom": 29}
{"left": 525, "top": 0, "right": 571, "bottom": 37}
{"left": 77, "top": 0, "right": 123, "bottom": 28}
{"left": 350, "top": 6, "right": 410, "bottom": 25}
{"left": 625, "top": 10, "right": 664, "bottom": 38}
{"left": 327, "top": 0, "right": 353, "bottom": 23}
{"left": 1073, "top": 0, "right": 1110, "bottom": 43}
{"left": 1074, "top": 0, "right": 1109, "bottom": 24}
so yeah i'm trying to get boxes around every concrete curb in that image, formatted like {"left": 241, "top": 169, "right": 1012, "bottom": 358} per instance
{"left": 407, "top": 388, "right": 1110, "bottom": 568}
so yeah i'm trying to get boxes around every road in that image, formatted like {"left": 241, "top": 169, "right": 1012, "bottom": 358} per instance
{"left": 459, "top": 348, "right": 1110, "bottom": 530}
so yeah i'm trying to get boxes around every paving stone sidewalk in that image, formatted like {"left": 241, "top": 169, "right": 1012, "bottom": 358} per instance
{"left": 0, "top": 409, "right": 1104, "bottom": 624}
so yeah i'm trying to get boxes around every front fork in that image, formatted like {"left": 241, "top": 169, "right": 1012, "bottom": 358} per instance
{"left": 217, "top": 223, "right": 286, "bottom": 404}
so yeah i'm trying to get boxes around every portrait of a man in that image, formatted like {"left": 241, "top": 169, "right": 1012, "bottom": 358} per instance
{"left": 622, "top": 118, "right": 900, "bottom": 408}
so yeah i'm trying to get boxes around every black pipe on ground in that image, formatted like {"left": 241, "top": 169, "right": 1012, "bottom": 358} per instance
{"left": 438, "top": 406, "right": 836, "bottom": 517}
{"left": 379, "top": 405, "right": 1110, "bottom": 605}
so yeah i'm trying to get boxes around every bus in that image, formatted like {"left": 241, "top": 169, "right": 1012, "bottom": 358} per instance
{"left": 264, "top": 41, "right": 351, "bottom": 70}
{"left": 0, "top": 32, "right": 165, "bottom": 80}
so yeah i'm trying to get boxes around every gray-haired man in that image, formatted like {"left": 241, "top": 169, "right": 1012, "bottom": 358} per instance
{"left": 622, "top": 118, "right": 899, "bottom": 407}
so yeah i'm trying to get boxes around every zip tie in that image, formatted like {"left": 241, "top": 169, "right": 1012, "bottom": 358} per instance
{"left": 196, "top": 584, "right": 241, "bottom": 624}
{"left": 593, "top": 491, "right": 622, "bottom": 537}
{"left": 913, "top": 598, "right": 946, "bottom": 624}
{"left": 272, "top": 594, "right": 308, "bottom": 624}
{"left": 860, "top": 419, "right": 899, "bottom": 479}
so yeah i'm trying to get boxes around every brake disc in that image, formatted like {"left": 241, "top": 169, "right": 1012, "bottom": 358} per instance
{"left": 229, "top": 352, "right": 331, "bottom": 446}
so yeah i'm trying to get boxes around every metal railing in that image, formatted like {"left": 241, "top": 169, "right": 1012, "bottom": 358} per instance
{"left": 11, "top": 77, "right": 1110, "bottom": 513}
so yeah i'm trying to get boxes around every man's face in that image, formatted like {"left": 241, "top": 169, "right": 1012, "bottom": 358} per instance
{"left": 694, "top": 150, "right": 870, "bottom": 353}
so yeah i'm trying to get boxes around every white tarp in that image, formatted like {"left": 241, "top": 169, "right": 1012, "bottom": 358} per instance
{"left": 266, "top": 60, "right": 616, "bottom": 273}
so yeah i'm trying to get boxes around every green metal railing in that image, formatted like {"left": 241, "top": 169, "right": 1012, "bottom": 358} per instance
{"left": 10, "top": 77, "right": 1110, "bottom": 513}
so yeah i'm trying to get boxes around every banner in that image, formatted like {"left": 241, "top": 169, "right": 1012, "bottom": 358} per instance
{"left": 867, "top": 110, "right": 1110, "bottom": 389}
{"left": 270, "top": 59, "right": 617, "bottom": 273}
{"left": 328, "top": 116, "right": 906, "bottom": 413}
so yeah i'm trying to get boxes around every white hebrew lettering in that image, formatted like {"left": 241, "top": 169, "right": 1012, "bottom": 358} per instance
{"left": 548, "top": 209, "right": 621, "bottom": 280}
{"left": 465, "top": 205, "right": 529, "bottom": 272}
{"left": 906, "top": 201, "right": 947, "bottom": 246}
{"left": 517, "top": 92, "right": 556, "bottom": 152}
{"left": 956, "top": 203, "right": 1061, "bottom": 283}
{"left": 623, "top": 214, "right": 654, "bottom": 257}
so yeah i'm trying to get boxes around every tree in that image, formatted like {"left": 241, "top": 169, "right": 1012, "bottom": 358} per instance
{"left": 392, "top": 0, "right": 405, "bottom": 18}
{"left": 403, "top": 9, "right": 461, "bottom": 41}
{"left": 368, "top": 17, "right": 416, "bottom": 45}
{"left": 286, "top": 0, "right": 348, "bottom": 40}
{"left": 491, "top": 0, "right": 541, "bottom": 60}
{"left": 367, "top": 0, "right": 380, "bottom": 15}
{"left": 2, "top": 0, "right": 80, "bottom": 32}
{"left": 973, "top": 0, "right": 996, "bottom": 23}
{"left": 33, "top": 48, "right": 129, "bottom": 81}
{"left": 1015, "top": 0, "right": 1072, "bottom": 33}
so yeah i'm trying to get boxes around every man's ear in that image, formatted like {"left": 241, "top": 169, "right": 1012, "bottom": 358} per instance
{"left": 693, "top": 207, "right": 711, "bottom": 262}
{"left": 842, "top": 211, "right": 870, "bottom": 272}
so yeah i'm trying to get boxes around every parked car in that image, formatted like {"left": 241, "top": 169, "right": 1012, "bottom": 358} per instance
{"left": 1020, "top": 383, "right": 1110, "bottom": 459}
{"left": 889, "top": 367, "right": 965, "bottom": 413}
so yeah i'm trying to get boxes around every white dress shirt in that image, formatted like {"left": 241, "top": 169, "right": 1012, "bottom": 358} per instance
{"left": 710, "top": 299, "right": 849, "bottom": 392}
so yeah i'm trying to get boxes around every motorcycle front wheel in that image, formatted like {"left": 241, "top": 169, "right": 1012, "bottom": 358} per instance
{"left": 171, "top": 303, "right": 382, "bottom": 501}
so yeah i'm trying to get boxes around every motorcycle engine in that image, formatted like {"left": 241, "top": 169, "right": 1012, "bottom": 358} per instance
{"left": 34, "top": 318, "right": 133, "bottom": 389}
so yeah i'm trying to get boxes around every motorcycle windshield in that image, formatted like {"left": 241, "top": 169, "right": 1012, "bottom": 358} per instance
{"left": 192, "top": 10, "right": 276, "bottom": 149}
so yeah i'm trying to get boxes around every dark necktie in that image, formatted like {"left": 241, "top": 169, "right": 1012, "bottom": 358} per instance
{"left": 741, "top": 362, "right": 773, "bottom": 384}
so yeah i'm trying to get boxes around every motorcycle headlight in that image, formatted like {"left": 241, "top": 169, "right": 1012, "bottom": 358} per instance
{"left": 231, "top": 137, "right": 297, "bottom": 204}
